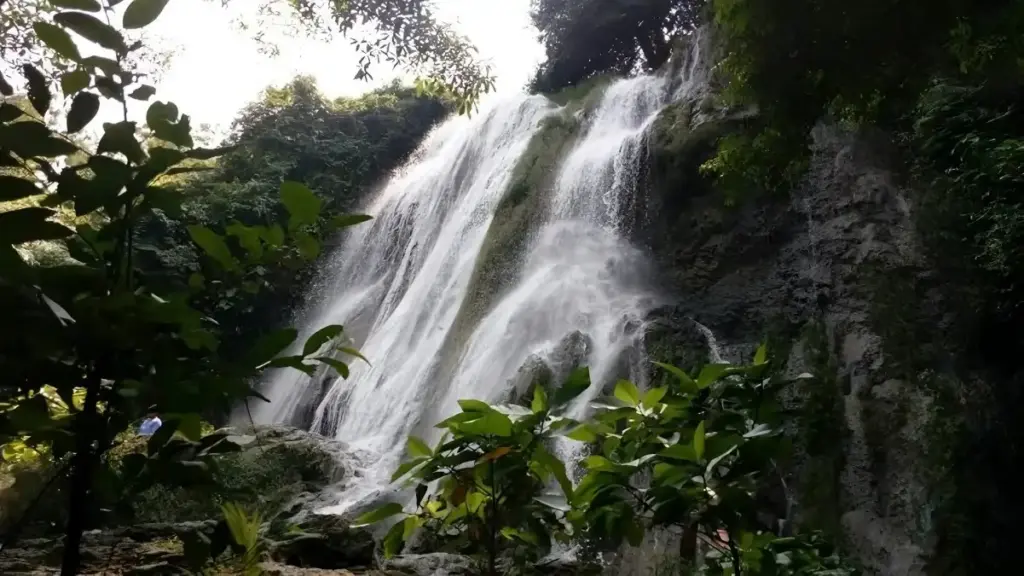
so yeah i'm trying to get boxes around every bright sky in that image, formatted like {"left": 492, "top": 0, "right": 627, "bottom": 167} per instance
{"left": 145, "top": 0, "right": 545, "bottom": 132}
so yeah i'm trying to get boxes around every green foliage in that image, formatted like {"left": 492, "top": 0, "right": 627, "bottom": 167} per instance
{"left": 131, "top": 77, "right": 447, "bottom": 360}
{"left": 357, "top": 368, "right": 592, "bottom": 573}
{"left": 211, "top": 0, "right": 496, "bottom": 110}
{"left": 0, "top": 4, "right": 371, "bottom": 573}
{"left": 362, "top": 352, "right": 855, "bottom": 575}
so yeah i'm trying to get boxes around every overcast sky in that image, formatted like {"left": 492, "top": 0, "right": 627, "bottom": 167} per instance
{"left": 145, "top": 0, "right": 545, "bottom": 131}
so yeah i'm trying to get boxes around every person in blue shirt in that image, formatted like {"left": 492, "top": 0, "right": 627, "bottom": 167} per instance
{"left": 139, "top": 411, "right": 162, "bottom": 436}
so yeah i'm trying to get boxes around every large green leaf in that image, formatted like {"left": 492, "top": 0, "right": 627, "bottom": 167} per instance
{"left": 406, "top": 436, "right": 433, "bottom": 458}
{"left": 60, "top": 70, "right": 91, "bottom": 96}
{"left": 531, "top": 385, "right": 547, "bottom": 414}
{"left": 294, "top": 230, "right": 320, "bottom": 260}
{"left": 458, "top": 412, "right": 513, "bottom": 437}
{"left": 613, "top": 379, "right": 640, "bottom": 406}
{"left": 382, "top": 518, "right": 406, "bottom": 558}
{"left": 0, "top": 122, "right": 77, "bottom": 158}
{"left": 280, "top": 181, "right": 322, "bottom": 230}
{"left": 97, "top": 121, "right": 145, "bottom": 164}
{"left": 315, "top": 356, "right": 349, "bottom": 379}
{"left": 653, "top": 361, "right": 698, "bottom": 394}
{"left": 390, "top": 457, "right": 428, "bottom": 482}
{"left": 22, "top": 65, "right": 51, "bottom": 116}
{"left": 0, "top": 208, "right": 73, "bottom": 244}
{"left": 50, "top": 0, "right": 102, "bottom": 11}
{"left": 697, "top": 364, "right": 730, "bottom": 389}
{"left": 457, "top": 399, "right": 492, "bottom": 413}
{"left": 0, "top": 103, "right": 24, "bottom": 122}
{"left": 123, "top": 0, "right": 172, "bottom": 29}
{"left": 67, "top": 92, "right": 99, "bottom": 133}
{"left": 553, "top": 366, "right": 591, "bottom": 406}
{"left": 693, "top": 420, "right": 706, "bottom": 461}
{"left": 352, "top": 502, "right": 404, "bottom": 527}
{"left": 146, "top": 101, "right": 193, "bottom": 147}
{"left": 534, "top": 444, "right": 572, "bottom": 498}
{"left": 302, "top": 324, "right": 344, "bottom": 356}
{"left": 33, "top": 22, "right": 81, "bottom": 61}
{"left": 330, "top": 213, "right": 373, "bottom": 230}
{"left": 0, "top": 176, "right": 41, "bottom": 201}
{"left": 54, "top": 12, "right": 127, "bottom": 52}
{"left": 225, "top": 222, "right": 263, "bottom": 260}
{"left": 187, "top": 225, "right": 237, "bottom": 271}
{"left": 248, "top": 328, "right": 298, "bottom": 366}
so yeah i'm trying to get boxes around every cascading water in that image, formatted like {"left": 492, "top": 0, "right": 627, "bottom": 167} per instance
{"left": 252, "top": 39, "right": 707, "bottom": 514}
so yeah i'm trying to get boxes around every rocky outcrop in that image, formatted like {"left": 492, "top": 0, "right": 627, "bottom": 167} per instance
{"left": 643, "top": 107, "right": 952, "bottom": 575}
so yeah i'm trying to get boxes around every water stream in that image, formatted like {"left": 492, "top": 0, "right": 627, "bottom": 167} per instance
{"left": 251, "top": 41, "right": 709, "bottom": 514}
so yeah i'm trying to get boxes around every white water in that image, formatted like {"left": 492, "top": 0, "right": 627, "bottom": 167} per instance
{"left": 253, "top": 46, "right": 707, "bottom": 513}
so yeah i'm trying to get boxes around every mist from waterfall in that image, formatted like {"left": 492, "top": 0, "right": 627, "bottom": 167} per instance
{"left": 249, "top": 38, "right": 708, "bottom": 514}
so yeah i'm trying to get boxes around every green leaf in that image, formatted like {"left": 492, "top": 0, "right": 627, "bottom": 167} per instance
{"left": 248, "top": 328, "right": 298, "bottom": 366}
{"left": 129, "top": 85, "right": 156, "bottom": 100}
{"left": 60, "top": 70, "right": 90, "bottom": 96}
{"left": 263, "top": 356, "right": 315, "bottom": 375}
{"left": 693, "top": 420, "right": 706, "bottom": 461}
{"left": 697, "top": 364, "right": 730, "bottom": 389}
{"left": 34, "top": 22, "right": 81, "bottom": 61}
{"left": 146, "top": 101, "right": 192, "bottom": 147}
{"left": 187, "top": 225, "right": 237, "bottom": 271}
{"left": 661, "top": 443, "right": 698, "bottom": 461}
{"left": 330, "top": 213, "right": 373, "bottom": 230}
{"left": 50, "top": 0, "right": 102, "bottom": 11}
{"left": 67, "top": 92, "right": 99, "bottom": 133}
{"left": 0, "top": 122, "right": 76, "bottom": 158}
{"left": 316, "top": 357, "right": 350, "bottom": 378}
{"left": 0, "top": 176, "right": 41, "bottom": 202}
{"left": 303, "top": 324, "right": 344, "bottom": 356}
{"left": 553, "top": 366, "right": 591, "bottom": 406}
{"left": 653, "top": 361, "right": 698, "bottom": 394}
{"left": 54, "top": 12, "right": 127, "bottom": 52}
{"left": 225, "top": 222, "right": 263, "bottom": 260}
{"left": 390, "top": 457, "right": 428, "bottom": 482}
{"left": 338, "top": 346, "right": 370, "bottom": 364}
{"left": 613, "top": 379, "right": 641, "bottom": 406}
{"left": 0, "top": 103, "right": 24, "bottom": 122}
{"left": 534, "top": 444, "right": 572, "bottom": 498}
{"left": 566, "top": 425, "right": 598, "bottom": 443}
{"left": 458, "top": 412, "right": 513, "bottom": 437}
{"left": 280, "top": 181, "right": 322, "bottom": 230}
{"left": 352, "top": 502, "right": 404, "bottom": 527}
{"left": 754, "top": 342, "right": 768, "bottom": 365}
{"left": 22, "top": 65, "right": 51, "bottom": 116}
{"left": 294, "top": 230, "right": 320, "bottom": 260}
{"left": 643, "top": 386, "right": 667, "bottom": 406}
{"left": 382, "top": 518, "right": 406, "bottom": 558}
{"left": 81, "top": 56, "right": 119, "bottom": 76}
{"left": 261, "top": 224, "right": 285, "bottom": 247}
{"left": 123, "top": 0, "right": 172, "bottom": 29}
{"left": 0, "top": 208, "right": 72, "bottom": 244}
{"left": 458, "top": 399, "right": 493, "bottom": 413}
{"left": 531, "top": 385, "right": 548, "bottom": 414}
{"left": 406, "top": 436, "right": 432, "bottom": 458}
{"left": 97, "top": 121, "right": 145, "bottom": 164}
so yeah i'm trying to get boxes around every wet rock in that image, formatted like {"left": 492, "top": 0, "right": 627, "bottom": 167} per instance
{"left": 381, "top": 553, "right": 474, "bottom": 576}
{"left": 269, "top": 513, "right": 375, "bottom": 569}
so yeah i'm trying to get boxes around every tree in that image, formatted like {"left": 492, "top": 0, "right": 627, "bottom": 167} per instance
{"left": 0, "top": 2, "right": 371, "bottom": 573}
{"left": 360, "top": 350, "right": 856, "bottom": 575}
{"left": 528, "top": 0, "right": 705, "bottom": 92}
{"left": 212, "top": 0, "right": 496, "bottom": 112}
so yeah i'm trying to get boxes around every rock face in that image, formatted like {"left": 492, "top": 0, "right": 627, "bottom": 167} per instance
{"left": 642, "top": 108, "right": 949, "bottom": 575}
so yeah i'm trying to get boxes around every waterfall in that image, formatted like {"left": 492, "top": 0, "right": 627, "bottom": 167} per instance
{"left": 252, "top": 44, "right": 707, "bottom": 514}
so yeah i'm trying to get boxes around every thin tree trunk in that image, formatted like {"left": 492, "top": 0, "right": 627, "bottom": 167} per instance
{"left": 60, "top": 377, "right": 101, "bottom": 576}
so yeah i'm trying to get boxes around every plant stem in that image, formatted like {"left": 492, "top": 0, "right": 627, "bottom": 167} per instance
{"left": 60, "top": 373, "right": 101, "bottom": 576}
